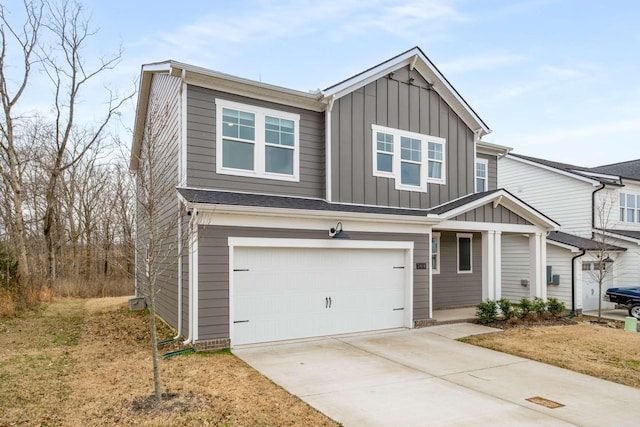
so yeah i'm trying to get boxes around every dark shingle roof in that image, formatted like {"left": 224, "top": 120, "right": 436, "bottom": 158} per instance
{"left": 427, "top": 189, "right": 501, "bottom": 215}
{"left": 591, "top": 159, "right": 640, "bottom": 181}
{"left": 508, "top": 153, "right": 624, "bottom": 185}
{"left": 547, "top": 231, "right": 626, "bottom": 251}
{"left": 603, "top": 229, "right": 640, "bottom": 241}
{"left": 177, "top": 188, "right": 429, "bottom": 217}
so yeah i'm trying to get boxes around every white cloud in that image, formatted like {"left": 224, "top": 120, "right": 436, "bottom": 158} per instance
{"left": 439, "top": 53, "right": 528, "bottom": 73}
{"left": 518, "top": 118, "right": 640, "bottom": 146}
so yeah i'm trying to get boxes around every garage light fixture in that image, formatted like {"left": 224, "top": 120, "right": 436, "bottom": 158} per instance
{"left": 329, "top": 222, "right": 350, "bottom": 239}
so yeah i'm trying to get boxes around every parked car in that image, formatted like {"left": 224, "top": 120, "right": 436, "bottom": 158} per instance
{"left": 604, "top": 287, "right": 640, "bottom": 319}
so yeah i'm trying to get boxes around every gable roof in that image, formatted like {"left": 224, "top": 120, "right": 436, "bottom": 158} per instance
{"left": 591, "top": 159, "right": 640, "bottom": 181}
{"left": 506, "top": 153, "right": 623, "bottom": 186}
{"left": 427, "top": 188, "right": 559, "bottom": 230}
{"left": 323, "top": 46, "right": 491, "bottom": 137}
{"left": 602, "top": 228, "right": 640, "bottom": 242}
{"left": 547, "top": 231, "right": 626, "bottom": 252}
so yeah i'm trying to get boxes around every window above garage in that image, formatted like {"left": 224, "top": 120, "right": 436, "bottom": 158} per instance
{"left": 372, "top": 124, "right": 446, "bottom": 192}
{"left": 216, "top": 99, "right": 300, "bottom": 182}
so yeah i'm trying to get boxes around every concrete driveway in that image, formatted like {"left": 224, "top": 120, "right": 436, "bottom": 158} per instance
{"left": 234, "top": 324, "right": 640, "bottom": 427}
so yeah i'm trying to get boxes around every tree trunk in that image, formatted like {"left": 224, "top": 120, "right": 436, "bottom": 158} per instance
{"left": 147, "top": 282, "right": 162, "bottom": 402}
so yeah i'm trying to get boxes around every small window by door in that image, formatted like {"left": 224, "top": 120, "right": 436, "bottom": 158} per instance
{"left": 457, "top": 233, "right": 473, "bottom": 274}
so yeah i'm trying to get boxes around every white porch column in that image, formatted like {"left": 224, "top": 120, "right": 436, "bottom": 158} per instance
{"left": 482, "top": 231, "right": 496, "bottom": 301}
{"left": 494, "top": 231, "right": 502, "bottom": 301}
{"left": 529, "top": 232, "right": 546, "bottom": 299}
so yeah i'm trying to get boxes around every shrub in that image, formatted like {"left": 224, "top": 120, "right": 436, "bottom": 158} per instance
{"left": 476, "top": 300, "right": 499, "bottom": 324}
{"left": 497, "top": 298, "right": 513, "bottom": 318}
{"left": 547, "top": 298, "right": 566, "bottom": 318}
{"left": 532, "top": 297, "right": 547, "bottom": 314}
{"left": 0, "top": 288, "right": 15, "bottom": 317}
{"left": 518, "top": 297, "right": 533, "bottom": 316}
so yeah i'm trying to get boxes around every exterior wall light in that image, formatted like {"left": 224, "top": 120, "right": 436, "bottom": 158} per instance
{"left": 329, "top": 222, "right": 350, "bottom": 239}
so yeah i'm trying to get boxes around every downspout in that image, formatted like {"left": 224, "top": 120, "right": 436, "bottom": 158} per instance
{"left": 183, "top": 207, "right": 198, "bottom": 345}
{"left": 591, "top": 184, "right": 606, "bottom": 238}
{"left": 570, "top": 249, "right": 586, "bottom": 315}
{"left": 174, "top": 69, "right": 188, "bottom": 340}
{"left": 325, "top": 95, "right": 335, "bottom": 202}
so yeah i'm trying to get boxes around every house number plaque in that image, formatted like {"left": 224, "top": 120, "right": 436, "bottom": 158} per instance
{"left": 416, "top": 263, "right": 427, "bottom": 270}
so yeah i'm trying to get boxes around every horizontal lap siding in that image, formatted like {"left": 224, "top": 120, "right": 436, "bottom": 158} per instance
{"left": 501, "top": 235, "right": 530, "bottom": 302}
{"left": 546, "top": 244, "right": 573, "bottom": 307}
{"left": 186, "top": 86, "right": 325, "bottom": 198}
{"left": 432, "top": 231, "right": 482, "bottom": 308}
{"left": 331, "top": 65, "right": 475, "bottom": 209}
{"left": 197, "top": 226, "right": 429, "bottom": 341}
{"left": 137, "top": 73, "right": 182, "bottom": 330}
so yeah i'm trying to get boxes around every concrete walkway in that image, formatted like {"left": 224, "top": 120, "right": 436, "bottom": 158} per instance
{"left": 235, "top": 324, "right": 640, "bottom": 427}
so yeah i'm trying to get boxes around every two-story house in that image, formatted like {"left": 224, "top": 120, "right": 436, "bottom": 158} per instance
{"left": 130, "top": 47, "right": 558, "bottom": 350}
{"left": 499, "top": 154, "right": 637, "bottom": 314}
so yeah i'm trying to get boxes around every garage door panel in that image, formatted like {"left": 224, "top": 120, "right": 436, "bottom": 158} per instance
{"left": 233, "top": 246, "right": 407, "bottom": 345}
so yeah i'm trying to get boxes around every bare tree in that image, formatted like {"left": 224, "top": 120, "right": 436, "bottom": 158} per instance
{"left": 591, "top": 190, "right": 618, "bottom": 322}
{"left": 38, "top": 0, "right": 132, "bottom": 288}
{"left": 133, "top": 98, "right": 181, "bottom": 402}
{"left": 0, "top": 0, "right": 44, "bottom": 284}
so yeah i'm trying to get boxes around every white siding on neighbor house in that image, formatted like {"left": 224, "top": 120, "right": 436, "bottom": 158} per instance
{"left": 606, "top": 237, "right": 640, "bottom": 288}
{"left": 499, "top": 157, "right": 594, "bottom": 237}
{"left": 500, "top": 234, "right": 530, "bottom": 302}
{"left": 546, "top": 243, "right": 574, "bottom": 308}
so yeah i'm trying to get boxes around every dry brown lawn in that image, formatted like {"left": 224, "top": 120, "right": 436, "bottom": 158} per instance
{"left": 462, "top": 320, "right": 640, "bottom": 389}
{"left": 0, "top": 298, "right": 338, "bottom": 426}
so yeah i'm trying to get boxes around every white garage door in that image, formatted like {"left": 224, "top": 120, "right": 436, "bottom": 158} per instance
{"left": 582, "top": 262, "right": 614, "bottom": 311}
{"left": 232, "top": 246, "right": 407, "bottom": 345}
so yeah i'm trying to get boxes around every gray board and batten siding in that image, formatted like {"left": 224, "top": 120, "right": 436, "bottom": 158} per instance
{"left": 432, "top": 231, "right": 482, "bottom": 309}
{"left": 477, "top": 152, "right": 497, "bottom": 191}
{"left": 330, "top": 65, "right": 476, "bottom": 209}
{"left": 196, "top": 225, "right": 429, "bottom": 342}
{"left": 136, "top": 73, "right": 183, "bottom": 329}
{"left": 452, "top": 204, "right": 532, "bottom": 224}
{"left": 186, "top": 85, "right": 325, "bottom": 198}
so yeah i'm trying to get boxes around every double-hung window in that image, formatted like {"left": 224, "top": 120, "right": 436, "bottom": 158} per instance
{"left": 476, "top": 158, "right": 488, "bottom": 192}
{"left": 431, "top": 233, "right": 440, "bottom": 274}
{"left": 216, "top": 99, "right": 300, "bottom": 182}
{"left": 620, "top": 192, "right": 640, "bottom": 223}
{"left": 372, "top": 124, "right": 446, "bottom": 192}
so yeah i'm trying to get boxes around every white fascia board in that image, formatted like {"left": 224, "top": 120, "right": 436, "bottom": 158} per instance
{"left": 546, "top": 239, "right": 581, "bottom": 252}
{"left": 175, "top": 64, "right": 325, "bottom": 112}
{"left": 436, "top": 220, "right": 542, "bottom": 234}
{"left": 573, "top": 170, "right": 621, "bottom": 181}
{"left": 477, "top": 140, "right": 512, "bottom": 156}
{"left": 505, "top": 155, "right": 601, "bottom": 186}
{"left": 430, "top": 190, "right": 559, "bottom": 230}
{"left": 597, "top": 230, "right": 640, "bottom": 246}
{"left": 193, "top": 202, "right": 437, "bottom": 229}
{"left": 323, "top": 49, "right": 490, "bottom": 137}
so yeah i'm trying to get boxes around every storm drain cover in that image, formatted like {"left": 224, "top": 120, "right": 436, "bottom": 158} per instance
{"left": 526, "top": 396, "right": 565, "bottom": 409}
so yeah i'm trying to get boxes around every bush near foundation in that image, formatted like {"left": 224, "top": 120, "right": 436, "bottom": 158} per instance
{"left": 476, "top": 297, "right": 566, "bottom": 325}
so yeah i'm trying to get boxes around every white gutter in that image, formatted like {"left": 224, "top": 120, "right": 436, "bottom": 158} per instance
{"left": 174, "top": 209, "right": 183, "bottom": 340}
{"left": 325, "top": 95, "right": 335, "bottom": 202}
{"left": 183, "top": 207, "right": 198, "bottom": 345}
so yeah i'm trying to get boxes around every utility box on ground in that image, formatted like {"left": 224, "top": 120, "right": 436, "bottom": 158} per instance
{"left": 128, "top": 296, "right": 146, "bottom": 311}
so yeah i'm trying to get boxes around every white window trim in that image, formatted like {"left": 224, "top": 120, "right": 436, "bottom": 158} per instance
{"left": 431, "top": 232, "right": 440, "bottom": 274}
{"left": 371, "top": 124, "right": 446, "bottom": 192}
{"left": 215, "top": 98, "right": 300, "bottom": 182}
{"left": 476, "top": 158, "right": 488, "bottom": 193}
{"left": 457, "top": 233, "right": 473, "bottom": 274}
{"left": 619, "top": 191, "right": 640, "bottom": 224}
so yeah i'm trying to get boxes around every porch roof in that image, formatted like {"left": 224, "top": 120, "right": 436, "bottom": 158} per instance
{"left": 547, "top": 231, "right": 627, "bottom": 251}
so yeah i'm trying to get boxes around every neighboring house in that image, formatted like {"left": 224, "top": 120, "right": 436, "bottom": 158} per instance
{"left": 499, "top": 154, "right": 638, "bottom": 313}
{"left": 130, "top": 47, "right": 558, "bottom": 349}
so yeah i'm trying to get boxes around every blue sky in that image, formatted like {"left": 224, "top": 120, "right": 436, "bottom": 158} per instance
{"left": 8, "top": 0, "right": 640, "bottom": 166}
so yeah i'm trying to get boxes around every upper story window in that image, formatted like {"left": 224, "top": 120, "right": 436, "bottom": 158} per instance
{"left": 216, "top": 99, "right": 300, "bottom": 182}
{"left": 476, "top": 158, "right": 488, "bottom": 192}
{"left": 372, "top": 124, "right": 446, "bottom": 192}
{"left": 619, "top": 192, "right": 640, "bottom": 223}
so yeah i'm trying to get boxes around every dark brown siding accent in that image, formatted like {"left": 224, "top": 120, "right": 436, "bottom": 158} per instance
{"left": 135, "top": 73, "right": 182, "bottom": 330}
{"left": 432, "top": 231, "right": 482, "bottom": 308}
{"left": 452, "top": 204, "right": 532, "bottom": 224}
{"left": 197, "top": 225, "right": 429, "bottom": 341}
{"left": 330, "top": 65, "right": 475, "bottom": 209}
{"left": 186, "top": 85, "right": 325, "bottom": 198}
{"left": 477, "top": 152, "right": 497, "bottom": 190}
